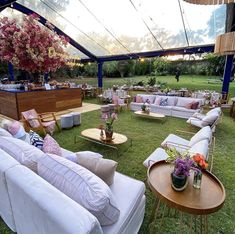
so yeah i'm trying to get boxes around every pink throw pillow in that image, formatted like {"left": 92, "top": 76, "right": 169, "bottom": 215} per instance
{"left": 136, "top": 96, "right": 143, "bottom": 103}
{"left": 42, "top": 134, "right": 62, "bottom": 156}
{"left": 154, "top": 97, "right": 161, "bottom": 105}
{"left": 8, "top": 121, "right": 21, "bottom": 136}
{"left": 191, "top": 101, "right": 199, "bottom": 110}
{"left": 185, "top": 102, "right": 193, "bottom": 109}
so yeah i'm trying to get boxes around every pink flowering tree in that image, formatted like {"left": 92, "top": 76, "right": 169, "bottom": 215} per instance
{"left": 0, "top": 14, "right": 68, "bottom": 75}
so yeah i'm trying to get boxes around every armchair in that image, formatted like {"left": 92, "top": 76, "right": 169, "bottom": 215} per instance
{"left": 21, "top": 109, "right": 60, "bottom": 136}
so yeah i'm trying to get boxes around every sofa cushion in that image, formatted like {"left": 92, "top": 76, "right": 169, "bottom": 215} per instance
{"left": 186, "top": 117, "right": 204, "bottom": 128}
{"left": 167, "top": 96, "right": 177, "bottom": 106}
{"left": 0, "top": 149, "right": 19, "bottom": 232}
{"left": 188, "top": 126, "right": 212, "bottom": 147}
{"left": 140, "top": 95, "right": 156, "bottom": 104}
{"left": 0, "top": 136, "right": 45, "bottom": 172}
{"left": 188, "top": 140, "right": 209, "bottom": 159}
{"left": 77, "top": 155, "right": 117, "bottom": 186}
{"left": 42, "top": 134, "right": 62, "bottom": 156}
{"left": 172, "top": 106, "right": 197, "bottom": 113}
{"left": 201, "top": 114, "right": 219, "bottom": 127}
{"left": 176, "top": 98, "right": 194, "bottom": 107}
{"left": 29, "top": 130, "right": 44, "bottom": 150}
{"left": 102, "top": 172, "right": 145, "bottom": 234}
{"left": 6, "top": 165, "right": 103, "bottom": 234}
{"left": 38, "top": 154, "right": 120, "bottom": 225}
{"left": 0, "top": 127, "right": 12, "bottom": 137}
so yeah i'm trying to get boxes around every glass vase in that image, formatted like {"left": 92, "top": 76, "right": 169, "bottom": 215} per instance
{"left": 193, "top": 171, "right": 202, "bottom": 189}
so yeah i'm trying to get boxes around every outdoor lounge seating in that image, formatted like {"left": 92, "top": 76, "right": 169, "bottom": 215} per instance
{"left": 130, "top": 94, "right": 205, "bottom": 119}
{"left": 0, "top": 132, "right": 146, "bottom": 234}
{"left": 143, "top": 126, "right": 214, "bottom": 171}
{"left": 186, "top": 107, "right": 222, "bottom": 132}
{"left": 21, "top": 109, "right": 60, "bottom": 135}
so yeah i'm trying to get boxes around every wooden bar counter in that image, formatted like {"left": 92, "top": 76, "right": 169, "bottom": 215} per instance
{"left": 0, "top": 88, "right": 82, "bottom": 120}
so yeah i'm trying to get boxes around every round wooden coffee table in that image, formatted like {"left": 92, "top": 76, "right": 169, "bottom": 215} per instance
{"left": 147, "top": 161, "right": 226, "bottom": 232}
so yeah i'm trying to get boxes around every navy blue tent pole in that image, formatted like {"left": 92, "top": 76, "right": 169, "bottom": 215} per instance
{"left": 44, "top": 73, "right": 49, "bottom": 83}
{"left": 222, "top": 54, "right": 234, "bottom": 94}
{"left": 97, "top": 62, "right": 103, "bottom": 88}
{"left": 8, "top": 62, "right": 14, "bottom": 81}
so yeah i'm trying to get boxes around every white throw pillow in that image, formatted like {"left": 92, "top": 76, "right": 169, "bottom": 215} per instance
{"left": 141, "top": 95, "right": 155, "bottom": 104}
{"left": 38, "top": 154, "right": 120, "bottom": 226}
{"left": 167, "top": 97, "right": 177, "bottom": 106}
{"left": 206, "top": 107, "right": 221, "bottom": 116}
{"left": 188, "top": 126, "right": 212, "bottom": 147}
{"left": 189, "top": 139, "right": 209, "bottom": 160}
{"left": 154, "top": 97, "right": 161, "bottom": 105}
{"left": 201, "top": 114, "right": 218, "bottom": 127}
{"left": 192, "top": 112, "right": 204, "bottom": 120}
{"left": 0, "top": 127, "right": 12, "bottom": 137}
{"left": 176, "top": 98, "right": 193, "bottom": 107}
{"left": 0, "top": 136, "right": 45, "bottom": 172}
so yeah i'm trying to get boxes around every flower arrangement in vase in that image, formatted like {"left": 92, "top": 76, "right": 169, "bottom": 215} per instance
{"left": 101, "top": 112, "right": 118, "bottom": 141}
{"left": 0, "top": 14, "right": 68, "bottom": 79}
{"left": 141, "top": 99, "right": 151, "bottom": 114}
{"left": 192, "top": 153, "right": 208, "bottom": 189}
{"left": 167, "top": 149, "right": 200, "bottom": 191}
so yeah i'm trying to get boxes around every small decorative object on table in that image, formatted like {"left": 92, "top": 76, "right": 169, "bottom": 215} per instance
{"left": 98, "top": 124, "right": 104, "bottom": 138}
{"left": 167, "top": 149, "right": 199, "bottom": 191}
{"left": 192, "top": 153, "right": 208, "bottom": 189}
{"left": 101, "top": 112, "right": 118, "bottom": 142}
{"left": 141, "top": 99, "right": 151, "bottom": 114}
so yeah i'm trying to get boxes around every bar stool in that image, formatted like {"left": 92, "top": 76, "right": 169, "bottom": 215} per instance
{"left": 60, "top": 114, "right": 73, "bottom": 129}
{"left": 70, "top": 112, "right": 81, "bottom": 126}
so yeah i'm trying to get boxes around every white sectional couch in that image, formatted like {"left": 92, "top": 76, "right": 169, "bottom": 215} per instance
{"left": 0, "top": 137, "right": 146, "bottom": 234}
{"left": 130, "top": 94, "right": 205, "bottom": 119}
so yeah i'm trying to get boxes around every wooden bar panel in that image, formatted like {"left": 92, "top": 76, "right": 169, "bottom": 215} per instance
{"left": 0, "top": 88, "right": 82, "bottom": 120}
{"left": 0, "top": 91, "right": 18, "bottom": 119}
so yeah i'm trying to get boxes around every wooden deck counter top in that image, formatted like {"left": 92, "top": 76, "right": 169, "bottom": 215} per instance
{"left": 0, "top": 88, "right": 82, "bottom": 120}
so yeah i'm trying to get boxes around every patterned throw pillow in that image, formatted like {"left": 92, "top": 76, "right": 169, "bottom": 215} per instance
{"left": 160, "top": 98, "right": 168, "bottom": 106}
{"left": 191, "top": 101, "right": 199, "bottom": 110}
{"left": 42, "top": 134, "right": 62, "bottom": 156}
{"left": 29, "top": 130, "right": 44, "bottom": 150}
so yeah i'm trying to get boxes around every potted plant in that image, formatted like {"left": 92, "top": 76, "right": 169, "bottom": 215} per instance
{"left": 167, "top": 149, "right": 199, "bottom": 191}
{"left": 101, "top": 112, "right": 118, "bottom": 141}
{"left": 141, "top": 99, "right": 151, "bottom": 114}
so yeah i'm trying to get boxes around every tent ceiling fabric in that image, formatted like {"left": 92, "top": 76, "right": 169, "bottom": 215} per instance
{"left": 1, "top": 0, "right": 226, "bottom": 60}
{"left": 183, "top": 0, "right": 234, "bottom": 5}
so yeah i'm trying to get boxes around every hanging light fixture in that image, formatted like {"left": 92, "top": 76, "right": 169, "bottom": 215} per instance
{"left": 214, "top": 31, "right": 235, "bottom": 55}
{"left": 183, "top": 0, "right": 234, "bottom": 4}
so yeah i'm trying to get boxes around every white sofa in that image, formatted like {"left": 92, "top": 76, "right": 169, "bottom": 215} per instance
{"left": 0, "top": 138, "right": 146, "bottom": 234}
{"left": 130, "top": 94, "right": 205, "bottom": 119}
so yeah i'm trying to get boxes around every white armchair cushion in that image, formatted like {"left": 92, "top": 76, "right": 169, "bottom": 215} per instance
{"left": 0, "top": 149, "right": 19, "bottom": 232}
{"left": 143, "top": 148, "right": 168, "bottom": 168}
{"left": 38, "top": 154, "right": 120, "bottom": 226}
{"left": 188, "top": 140, "right": 209, "bottom": 159}
{"left": 188, "top": 126, "right": 212, "bottom": 147}
{"left": 161, "top": 134, "right": 189, "bottom": 154}
{"left": 0, "top": 136, "right": 45, "bottom": 172}
{"left": 206, "top": 107, "right": 221, "bottom": 116}
{"left": 201, "top": 114, "right": 219, "bottom": 127}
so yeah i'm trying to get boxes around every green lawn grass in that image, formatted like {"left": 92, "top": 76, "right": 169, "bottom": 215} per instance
{"left": 1, "top": 75, "right": 235, "bottom": 233}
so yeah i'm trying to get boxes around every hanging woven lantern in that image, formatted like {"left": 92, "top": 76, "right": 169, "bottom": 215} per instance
{"left": 214, "top": 32, "right": 235, "bottom": 55}
{"left": 183, "top": 0, "right": 234, "bottom": 5}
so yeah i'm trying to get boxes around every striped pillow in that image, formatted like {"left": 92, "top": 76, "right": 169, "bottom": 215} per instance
{"left": 29, "top": 130, "right": 44, "bottom": 150}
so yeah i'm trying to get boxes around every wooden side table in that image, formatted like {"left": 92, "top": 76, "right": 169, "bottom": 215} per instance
{"left": 147, "top": 161, "right": 225, "bottom": 233}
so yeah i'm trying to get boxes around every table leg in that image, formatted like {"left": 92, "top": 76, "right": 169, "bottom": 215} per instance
{"left": 148, "top": 198, "right": 161, "bottom": 227}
